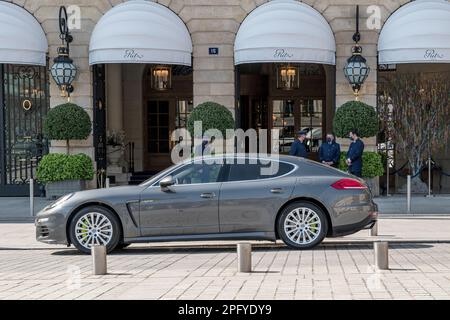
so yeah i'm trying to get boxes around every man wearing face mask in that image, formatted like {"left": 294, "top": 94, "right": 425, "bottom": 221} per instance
{"left": 319, "top": 133, "right": 341, "bottom": 168}
{"left": 346, "top": 128, "right": 364, "bottom": 177}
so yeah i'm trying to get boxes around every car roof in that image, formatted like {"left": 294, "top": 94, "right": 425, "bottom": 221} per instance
{"left": 189, "top": 153, "right": 307, "bottom": 164}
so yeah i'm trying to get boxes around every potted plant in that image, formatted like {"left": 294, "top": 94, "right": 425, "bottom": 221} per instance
{"left": 43, "top": 103, "right": 91, "bottom": 154}
{"left": 339, "top": 152, "right": 384, "bottom": 196}
{"left": 36, "top": 153, "right": 94, "bottom": 199}
{"left": 40, "top": 103, "right": 92, "bottom": 198}
{"left": 106, "top": 130, "right": 126, "bottom": 166}
{"left": 333, "top": 101, "right": 382, "bottom": 195}
{"left": 186, "top": 101, "right": 235, "bottom": 156}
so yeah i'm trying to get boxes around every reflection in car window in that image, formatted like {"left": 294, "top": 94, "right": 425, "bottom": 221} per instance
{"left": 171, "top": 162, "right": 222, "bottom": 185}
{"left": 227, "top": 160, "right": 294, "bottom": 182}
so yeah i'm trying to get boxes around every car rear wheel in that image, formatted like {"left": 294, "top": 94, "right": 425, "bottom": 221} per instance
{"left": 69, "top": 206, "right": 121, "bottom": 254}
{"left": 278, "top": 202, "right": 328, "bottom": 250}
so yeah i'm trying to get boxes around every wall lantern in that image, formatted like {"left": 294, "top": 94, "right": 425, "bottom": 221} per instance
{"left": 50, "top": 6, "right": 77, "bottom": 99}
{"left": 343, "top": 5, "right": 370, "bottom": 99}
{"left": 276, "top": 64, "right": 300, "bottom": 90}
{"left": 151, "top": 66, "right": 172, "bottom": 90}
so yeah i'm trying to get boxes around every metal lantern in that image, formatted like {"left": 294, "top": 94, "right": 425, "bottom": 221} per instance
{"left": 51, "top": 46, "right": 77, "bottom": 96}
{"left": 151, "top": 66, "right": 172, "bottom": 90}
{"left": 277, "top": 65, "right": 299, "bottom": 90}
{"left": 50, "top": 6, "right": 77, "bottom": 97}
{"left": 344, "top": 45, "right": 370, "bottom": 96}
{"left": 344, "top": 5, "right": 370, "bottom": 98}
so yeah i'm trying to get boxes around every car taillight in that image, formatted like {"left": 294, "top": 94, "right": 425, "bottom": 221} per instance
{"left": 331, "top": 178, "right": 367, "bottom": 190}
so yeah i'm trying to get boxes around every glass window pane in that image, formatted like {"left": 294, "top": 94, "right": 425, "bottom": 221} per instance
{"left": 226, "top": 161, "right": 294, "bottom": 181}
{"left": 171, "top": 162, "right": 222, "bottom": 184}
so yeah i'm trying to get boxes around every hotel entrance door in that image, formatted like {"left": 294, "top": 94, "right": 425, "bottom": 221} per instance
{"left": 271, "top": 98, "right": 324, "bottom": 159}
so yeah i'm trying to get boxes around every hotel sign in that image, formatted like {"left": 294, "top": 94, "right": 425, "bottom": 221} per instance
{"left": 424, "top": 49, "right": 444, "bottom": 61}
{"left": 273, "top": 48, "right": 293, "bottom": 60}
{"left": 123, "top": 49, "right": 143, "bottom": 61}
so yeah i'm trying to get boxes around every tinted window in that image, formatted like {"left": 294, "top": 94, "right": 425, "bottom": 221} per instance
{"left": 170, "top": 162, "right": 223, "bottom": 185}
{"left": 227, "top": 160, "right": 294, "bottom": 182}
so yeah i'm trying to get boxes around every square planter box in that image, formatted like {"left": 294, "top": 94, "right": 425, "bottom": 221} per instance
{"left": 365, "top": 176, "right": 380, "bottom": 197}
{"left": 45, "top": 180, "right": 87, "bottom": 200}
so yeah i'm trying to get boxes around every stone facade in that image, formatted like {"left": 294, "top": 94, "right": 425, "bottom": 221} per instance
{"left": 8, "top": 0, "right": 410, "bottom": 169}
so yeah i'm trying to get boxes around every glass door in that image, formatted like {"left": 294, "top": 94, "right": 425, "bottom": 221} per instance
{"left": 271, "top": 98, "right": 324, "bottom": 157}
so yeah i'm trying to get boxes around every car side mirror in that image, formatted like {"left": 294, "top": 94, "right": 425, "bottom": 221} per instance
{"left": 160, "top": 176, "right": 176, "bottom": 190}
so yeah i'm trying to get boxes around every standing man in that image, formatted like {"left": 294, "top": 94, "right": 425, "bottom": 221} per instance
{"left": 289, "top": 130, "right": 308, "bottom": 158}
{"left": 319, "top": 133, "right": 341, "bottom": 168}
{"left": 346, "top": 128, "right": 364, "bottom": 177}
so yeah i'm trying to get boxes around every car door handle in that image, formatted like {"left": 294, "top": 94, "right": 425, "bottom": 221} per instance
{"left": 200, "top": 192, "right": 216, "bottom": 199}
{"left": 270, "top": 188, "right": 284, "bottom": 194}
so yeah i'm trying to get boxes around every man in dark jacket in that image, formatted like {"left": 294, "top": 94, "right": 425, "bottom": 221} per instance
{"left": 289, "top": 130, "right": 308, "bottom": 158}
{"left": 319, "top": 133, "right": 341, "bottom": 168}
{"left": 346, "top": 128, "right": 364, "bottom": 177}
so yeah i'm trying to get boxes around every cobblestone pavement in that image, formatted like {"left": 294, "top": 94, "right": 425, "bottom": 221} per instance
{"left": 1, "top": 243, "right": 450, "bottom": 300}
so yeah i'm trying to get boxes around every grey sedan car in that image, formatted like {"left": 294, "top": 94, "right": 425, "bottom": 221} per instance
{"left": 35, "top": 155, "right": 378, "bottom": 254}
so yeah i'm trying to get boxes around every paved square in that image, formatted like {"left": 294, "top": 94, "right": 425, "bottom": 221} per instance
{"left": 2, "top": 219, "right": 450, "bottom": 300}
{"left": 1, "top": 242, "right": 450, "bottom": 300}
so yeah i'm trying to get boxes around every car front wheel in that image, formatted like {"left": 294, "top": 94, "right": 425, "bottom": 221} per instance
{"left": 278, "top": 202, "right": 328, "bottom": 250}
{"left": 69, "top": 206, "right": 121, "bottom": 254}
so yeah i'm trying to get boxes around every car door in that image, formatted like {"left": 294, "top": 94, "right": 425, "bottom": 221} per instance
{"left": 139, "top": 161, "right": 224, "bottom": 237}
{"left": 219, "top": 158, "right": 296, "bottom": 233}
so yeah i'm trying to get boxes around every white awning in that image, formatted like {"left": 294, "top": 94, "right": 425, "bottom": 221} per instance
{"left": 0, "top": 2, "right": 48, "bottom": 66}
{"left": 234, "top": 0, "right": 336, "bottom": 65}
{"left": 378, "top": 0, "right": 450, "bottom": 64}
{"left": 89, "top": 0, "right": 192, "bottom": 66}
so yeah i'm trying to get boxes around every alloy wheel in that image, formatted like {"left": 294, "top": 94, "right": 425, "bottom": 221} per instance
{"left": 283, "top": 207, "right": 322, "bottom": 245}
{"left": 74, "top": 212, "right": 113, "bottom": 249}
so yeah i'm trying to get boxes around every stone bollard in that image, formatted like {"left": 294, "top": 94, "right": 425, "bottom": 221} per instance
{"left": 237, "top": 242, "right": 252, "bottom": 273}
{"left": 374, "top": 241, "right": 389, "bottom": 270}
{"left": 92, "top": 245, "right": 107, "bottom": 275}
{"left": 369, "top": 221, "right": 378, "bottom": 236}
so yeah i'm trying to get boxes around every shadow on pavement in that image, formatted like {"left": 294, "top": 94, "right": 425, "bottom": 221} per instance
{"left": 49, "top": 243, "right": 435, "bottom": 256}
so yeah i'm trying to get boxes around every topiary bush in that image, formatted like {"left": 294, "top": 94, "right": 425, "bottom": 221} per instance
{"left": 187, "top": 101, "right": 235, "bottom": 137}
{"left": 43, "top": 103, "right": 91, "bottom": 153}
{"left": 333, "top": 101, "right": 378, "bottom": 138}
{"left": 36, "top": 153, "right": 94, "bottom": 183}
{"left": 338, "top": 151, "right": 384, "bottom": 178}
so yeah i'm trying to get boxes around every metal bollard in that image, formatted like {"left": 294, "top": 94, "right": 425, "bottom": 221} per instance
{"left": 105, "top": 178, "right": 110, "bottom": 188}
{"left": 406, "top": 175, "right": 411, "bottom": 213}
{"left": 374, "top": 241, "right": 389, "bottom": 270}
{"left": 30, "top": 178, "right": 34, "bottom": 217}
{"left": 237, "top": 242, "right": 252, "bottom": 273}
{"left": 92, "top": 245, "right": 107, "bottom": 275}
{"left": 369, "top": 221, "right": 378, "bottom": 236}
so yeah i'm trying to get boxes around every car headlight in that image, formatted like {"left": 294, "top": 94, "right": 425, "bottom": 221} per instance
{"left": 45, "top": 193, "right": 74, "bottom": 210}
{"left": 36, "top": 217, "right": 50, "bottom": 224}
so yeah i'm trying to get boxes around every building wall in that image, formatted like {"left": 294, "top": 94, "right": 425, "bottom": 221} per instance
{"left": 10, "top": 0, "right": 411, "bottom": 157}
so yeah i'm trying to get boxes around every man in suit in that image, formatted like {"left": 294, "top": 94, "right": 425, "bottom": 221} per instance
{"left": 289, "top": 130, "right": 308, "bottom": 158}
{"left": 319, "top": 133, "right": 341, "bottom": 168}
{"left": 346, "top": 128, "right": 364, "bottom": 177}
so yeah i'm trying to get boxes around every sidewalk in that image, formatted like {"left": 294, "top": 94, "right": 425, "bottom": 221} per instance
{"left": 0, "top": 197, "right": 52, "bottom": 222}
{"left": 0, "top": 194, "right": 449, "bottom": 222}
{"left": 373, "top": 195, "right": 450, "bottom": 215}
